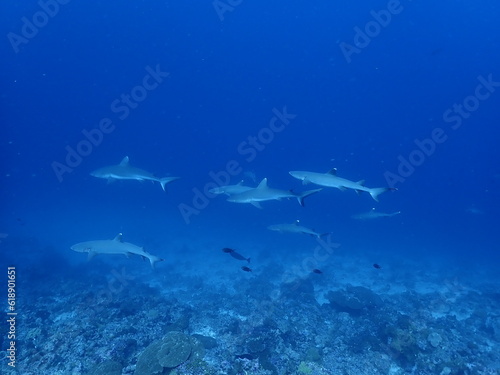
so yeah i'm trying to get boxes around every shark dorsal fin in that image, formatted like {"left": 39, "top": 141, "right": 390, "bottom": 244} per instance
{"left": 113, "top": 233, "right": 123, "bottom": 242}
{"left": 357, "top": 179, "right": 365, "bottom": 186}
{"left": 237, "top": 180, "right": 244, "bottom": 185}
{"left": 293, "top": 220, "right": 300, "bottom": 225}
{"left": 119, "top": 156, "right": 130, "bottom": 166}
{"left": 327, "top": 168, "right": 337, "bottom": 175}
{"left": 257, "top": 178, "right": 268, "bottom": 189}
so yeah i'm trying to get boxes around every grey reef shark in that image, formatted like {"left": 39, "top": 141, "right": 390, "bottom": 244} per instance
{"left": 90, "top": 156, "right": 180, "bottom": 192}
{"left": 351, "top": 208, "right": 401, "bottom": 220}
{"left": 208, "top": 180, "right": 254, "bottom": 196}
{"left": 71, "top": 233, "right": 163, "bottom": 269}
{"left": 289, "top": 168, "right": 395, "bottom": 202}
{"left": 226, "top": 178, "right": 322, "bottom": 209}
{"left": 267, "top": 220, "right": 330, "bottom": 238}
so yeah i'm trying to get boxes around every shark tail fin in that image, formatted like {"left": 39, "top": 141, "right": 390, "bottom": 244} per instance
{"left": 297, "top": 188, "right": 323, "bottom": 206}
{"left": 149, "top": 255, "right": 164, "bottom": 269}
{"left": 159, "top": 177, "right": 180, "bottom": 192}
{"left": 369, "top": 187, "right": 397, "bottom": 202}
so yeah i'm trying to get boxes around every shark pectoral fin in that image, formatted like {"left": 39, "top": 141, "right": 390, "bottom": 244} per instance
{"left": 251, "top": 202, "right": 263, "bottom": 209}
{"left": 125, "top": 252, "right": 132, "bottom": 258}
{"left": 355, "top": 189, "right": 363, "bottom": 195}
{"left": 87, "top": 251, "right": 97, "bottom": 261}
{"left": 337, "top": 186, "right": 347, "bottom": 191}
{"left": 106, "top": 178, "right": 115, "bottom": 185}
{"left": 302, "top": 178, "right": 310, "bottom": 185}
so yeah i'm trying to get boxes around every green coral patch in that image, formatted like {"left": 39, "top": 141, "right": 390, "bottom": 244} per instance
{"left": 135, "top": 340, "right": 164, "bottom": 375}
{"left": 157, "top": 332, "right": 192, "bottom": 368}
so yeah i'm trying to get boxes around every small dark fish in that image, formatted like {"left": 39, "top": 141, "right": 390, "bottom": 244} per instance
{"left": 312, "top": 269, "right": 323, "bottom": 274}
{"left": 230, "top": 251, "right": 251, "bottom": 263}
{"left": 241, "top": 266, "right": 252, "bottom": 272}
{"left": 373, "top": 263, "right": 382, "bottom": 269}
{"left": 223, "top": 248, "right": 250, "bottom": 263}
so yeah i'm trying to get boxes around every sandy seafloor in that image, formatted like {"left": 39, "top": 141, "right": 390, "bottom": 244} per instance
{"left": 3, "top": 232, "right": 499, "bottom": 375}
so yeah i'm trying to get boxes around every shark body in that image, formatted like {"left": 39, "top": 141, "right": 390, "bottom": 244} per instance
{"left": 289, "top": 168, "right": 394, "bottom": 202}
{"left": 351, "top": 208, "right": 401, "bottom": 220}
{"left": 208, "top": 181, "right": 254, "bottom": 196}
{"left": 90, "top": 156, "right": 180, "bottom": 192}
{"left": 71, "top": 233, "right": 163, "bottom": 268}
{"left": 267, "top": 220, "right": 328, "bottom": 238}
{"left": 227, "top": 178, "right": 322, "bottom": 209}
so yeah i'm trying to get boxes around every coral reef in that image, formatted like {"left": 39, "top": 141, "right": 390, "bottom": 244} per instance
{"left": 134, "top": 332, "right": 203, "bottom": 375}
{"left": 326, "top": 285, "right": 383, "bottom": 314}
{"left": 6, "top": 233, "right": 499, "bottom": 375}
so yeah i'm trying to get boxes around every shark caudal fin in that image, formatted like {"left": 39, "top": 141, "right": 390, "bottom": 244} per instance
{"left": 369, "top": 187, "right": 397, "bottom": 202}
{"left": 148, "top": 254, "right": 164, "bottom": 269}
{"left": 297, "top": 188, "right": 323, "bottom": 206}
{"left": 160, "top": 177, "right": 180, "bottom": 192}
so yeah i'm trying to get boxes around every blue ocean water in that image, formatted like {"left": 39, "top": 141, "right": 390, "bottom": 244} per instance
{"left": 1, "top": 1, "right": 499, "bottom": 374}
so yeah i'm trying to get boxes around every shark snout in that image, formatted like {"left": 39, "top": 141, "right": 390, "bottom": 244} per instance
{"left": 289, "top": 171, "right": 305, "bottom": 180}
{"left": 70, "top": 244, "right": 89, "bottom": 253}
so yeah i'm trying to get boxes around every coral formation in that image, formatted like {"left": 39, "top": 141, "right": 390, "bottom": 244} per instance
{"left": 134, "top": 332, "right": 200, "bottom": 375}
{"left": 6, "top": 232, "right": 499, "bottom": 375}
{"left": 326, "top": 285, "right": 383, "bottom": 314}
